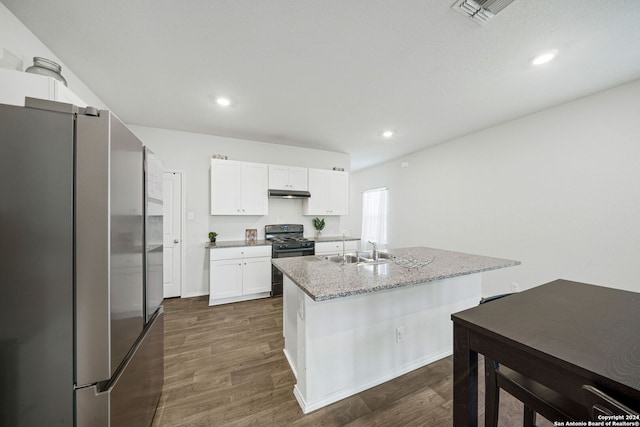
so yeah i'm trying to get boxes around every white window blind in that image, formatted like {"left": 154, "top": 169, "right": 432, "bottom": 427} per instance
{"left": 361, "top": 187, "right": 388, "bottom": 245}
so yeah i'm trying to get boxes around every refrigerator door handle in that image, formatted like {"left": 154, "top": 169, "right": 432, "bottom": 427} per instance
{"left": 76, "top": 311, "right": 164, "bottom": 427}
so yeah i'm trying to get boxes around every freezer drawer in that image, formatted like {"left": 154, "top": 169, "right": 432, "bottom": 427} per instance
{"left": 76, "top": 310, "right": 164, "bottom": 427}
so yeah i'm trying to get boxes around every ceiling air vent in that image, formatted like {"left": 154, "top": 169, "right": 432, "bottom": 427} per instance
{"left": 452, "top": 0, "right": 518, "bottom": 25}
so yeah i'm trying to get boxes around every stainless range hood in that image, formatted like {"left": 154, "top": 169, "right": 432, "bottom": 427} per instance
{"left": 268, "top": 189, "right": 311, "bottom": 199}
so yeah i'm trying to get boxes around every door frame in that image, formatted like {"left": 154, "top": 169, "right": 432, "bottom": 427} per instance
{"left": 165, "top": 169, "right": 186, "bottom": 298}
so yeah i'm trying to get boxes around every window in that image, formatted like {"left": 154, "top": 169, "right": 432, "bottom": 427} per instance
{"left": 361, "top": 187, "right": 388, "bottom": 246}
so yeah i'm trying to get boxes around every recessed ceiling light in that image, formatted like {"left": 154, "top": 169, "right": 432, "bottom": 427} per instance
{"left": 216, "top": 97, "right": 231, "bottom": 107}
{"left": 382, "top": 130, "right": 394, "bottom": 138}
{"left": 532, "top": 50, "right": 558, "bottom": 66}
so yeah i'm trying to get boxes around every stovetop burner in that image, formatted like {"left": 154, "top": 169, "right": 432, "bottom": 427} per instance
{"left": 271, "top": 237, "right": 310, "bottom": 243}
{"left": 265, "top": 224, "right": 315, "bottom": 251}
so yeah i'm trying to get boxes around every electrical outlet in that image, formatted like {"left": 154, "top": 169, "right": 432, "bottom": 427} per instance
{"left": 511, "top": 282, "right": 520, "bottom": 292}
{"left": 396, "top": 327, "right": 405, "bottom": 343}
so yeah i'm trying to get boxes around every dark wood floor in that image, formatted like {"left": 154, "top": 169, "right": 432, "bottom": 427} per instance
{"left": 152, "top": 296, "right": 553, "bottom": 426}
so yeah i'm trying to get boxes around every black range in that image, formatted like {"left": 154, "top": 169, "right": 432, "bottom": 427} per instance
{"left": 265, "top": 224, "right": 315, "bottom": 296}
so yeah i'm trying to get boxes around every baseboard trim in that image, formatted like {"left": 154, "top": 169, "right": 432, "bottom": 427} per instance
{"left": 294, "top": 349, "right": 452, "bottom": 414}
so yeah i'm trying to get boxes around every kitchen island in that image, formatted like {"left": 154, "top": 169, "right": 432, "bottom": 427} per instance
{"left": 272, "top": 246, "right": 519, "bottom": 413}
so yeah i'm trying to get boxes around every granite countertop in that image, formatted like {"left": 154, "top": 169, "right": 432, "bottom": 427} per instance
{"left": 205, "top": 235, "right": 360, "bottom": 249}
{"left": 271, "top": 246, "right": 520, "bottom": 301}
{"left": 311, "top": 235, "right": 360, "bottom": 243}
{"left": 206, "top": 239, "right": 271, "bottom": 249}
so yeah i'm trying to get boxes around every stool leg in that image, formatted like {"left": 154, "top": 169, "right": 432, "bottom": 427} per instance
{"left": 484, "top": 357, "right": 499, "bottom": 427}
{"left": 523, "top": 405, "right": 536, "bottom": 427}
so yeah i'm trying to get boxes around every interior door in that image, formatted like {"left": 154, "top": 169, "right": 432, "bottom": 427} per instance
{"left": 163, "top": 171, "right": 182, "bottom": 298}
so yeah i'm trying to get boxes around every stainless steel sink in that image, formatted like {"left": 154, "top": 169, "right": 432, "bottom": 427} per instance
{"left": 325, "top": 254, "right": 360, "bottom": 264}
{"left": 358, "top": 251, "right": 393, "bottom": 261}
{"left": 324, "top": 252, "right": 393, "bottom": 265}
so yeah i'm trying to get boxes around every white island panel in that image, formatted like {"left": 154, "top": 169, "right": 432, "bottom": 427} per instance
{"left": 284, "top": 272, "right": 481, "bottom": 413}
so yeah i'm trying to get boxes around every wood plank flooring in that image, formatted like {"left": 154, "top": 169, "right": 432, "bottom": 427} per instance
{"left": 152, "top": 296, "right": 553, "bottom": 426}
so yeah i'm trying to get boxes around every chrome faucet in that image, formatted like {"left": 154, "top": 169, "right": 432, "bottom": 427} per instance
{"left": 342, "top": 233, "right": 347, "bottom": 264}
{"left": 368, "top": 241, "right": 379, "bottom": 261}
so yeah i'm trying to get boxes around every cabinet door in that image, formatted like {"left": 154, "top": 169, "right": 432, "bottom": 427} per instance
{"left": 242, "top": 257, "right": 272, "bottom": 294}
{"left": 54, "top": 82, "right": 87, "bottom": 107}
{"left": 211, "top": 160, "right": 242, "bottom": 214}
{"left": 241, "top": 162, "right": 268, "bottom": 215}
{"left": 288, "top": 166, "right": 309, "bottom": 191}
{"left": 210, "top": 259, "right": 243, "bottom": 300}
{"left": 0, "top": 68, "right": 87, "bottom": 107}
{"left": 0, "top": 68, "right": 54, "bottom": 106}
{"left": 329, "top": 171, "right": 349, "bottom": 215}
{"left": 268, "top": 164, "right": 289, "bottom": 190}
{"left": 304, "top": 168, "right": 330, "bottom": 215}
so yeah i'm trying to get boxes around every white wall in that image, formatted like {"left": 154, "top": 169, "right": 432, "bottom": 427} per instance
{"left": 347, "top": 79, "right": 640, "bottom": 296}
{"left": 2, "top": 3, "right": 354, "bottom": 299}
{"left": 0, "top": 3, "right": 108, "bottom": 109}
{"left": 129, "top": 125, "right": 351, "bottom": 297}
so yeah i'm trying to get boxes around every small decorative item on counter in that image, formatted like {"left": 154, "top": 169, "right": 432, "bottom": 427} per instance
{"left": 245, "top": 229, "right": 257, "bottom": 243}
{"left": 332, "top": 167, "right": 345, "bottom": 171}
{"left": 25, "top": 57, "right": 67, "bottom": 86}
{"left": 211, "top": 154, "right": 228, "bottom": 160}
{"left": 208, "top": 232, "right": 218, "bottom": 243}
{"left": 313, "top": 217, "right": 325, "bottom": 238}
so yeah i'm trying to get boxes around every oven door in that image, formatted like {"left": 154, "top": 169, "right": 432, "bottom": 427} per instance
{"left": 271, "top": 247, "right": 314, "bottom": 296}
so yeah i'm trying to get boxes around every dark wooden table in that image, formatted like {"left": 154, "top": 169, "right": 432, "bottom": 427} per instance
{"left": 451, "top": 279, "right": 640, "bottom": 426}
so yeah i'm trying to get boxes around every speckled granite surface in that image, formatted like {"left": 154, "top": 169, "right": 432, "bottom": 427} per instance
{"left": 205, "top": 235, "right": 359, "bottom": 248}
{"left": 272, "top": 246, "right": 520, "bottom": 301}
{"left": 206, "top": 239, "right": 270, "bottom": 249}
{"left": 311, "top": 235, "right": 360, "bottom": 242}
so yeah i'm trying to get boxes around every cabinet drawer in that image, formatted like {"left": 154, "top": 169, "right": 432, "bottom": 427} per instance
{"left": 210, "top": 245, "right": 271, "bottom": 261}
{"left": 242, "top": 245, "right": 272, "bottom": 258}
{"left": 315, "top": 240, "right": 359, "bottom": 255}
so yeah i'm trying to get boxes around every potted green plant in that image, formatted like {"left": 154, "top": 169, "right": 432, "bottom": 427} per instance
{"left": 312, "top": 217, "right": 325, "bottom": 238}
{"left": 208, "top": 231, "right": 218, "bottom": 243}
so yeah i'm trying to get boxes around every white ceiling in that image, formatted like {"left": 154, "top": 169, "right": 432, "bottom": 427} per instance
{"left": 4, "top": 0, "right": 640, "bottom": 170}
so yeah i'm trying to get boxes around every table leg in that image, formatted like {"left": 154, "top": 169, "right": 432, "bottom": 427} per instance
{"left": 453, "top": 322, "right": 478, "bottom": 427}
{"left": 484, "top": 357, "right": 499, "bottom": 427}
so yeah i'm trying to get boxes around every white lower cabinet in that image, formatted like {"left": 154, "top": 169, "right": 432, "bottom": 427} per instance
{"left": 315, "top": 240, "right": 359, "bottom": 256}
{"left": 209, "top": 246, "right": 272, "bottom": 305}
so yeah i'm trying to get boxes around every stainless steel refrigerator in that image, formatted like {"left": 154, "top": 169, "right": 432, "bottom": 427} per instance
{"left": 0, "top": 98, "right": 164, "bottom": 426}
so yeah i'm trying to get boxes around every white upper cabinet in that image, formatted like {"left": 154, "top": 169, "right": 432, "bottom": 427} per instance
{"left": 210, "top": 159, "right": 268, "bottom": 215}
{"left": 0, "top": 68, "right": 87, "bottom": 107}
{"left": 268, "top": 164, "right": 308, "bottom": 191}
{"left": 303, "top": 168, "right": 349, "bottom": 216}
